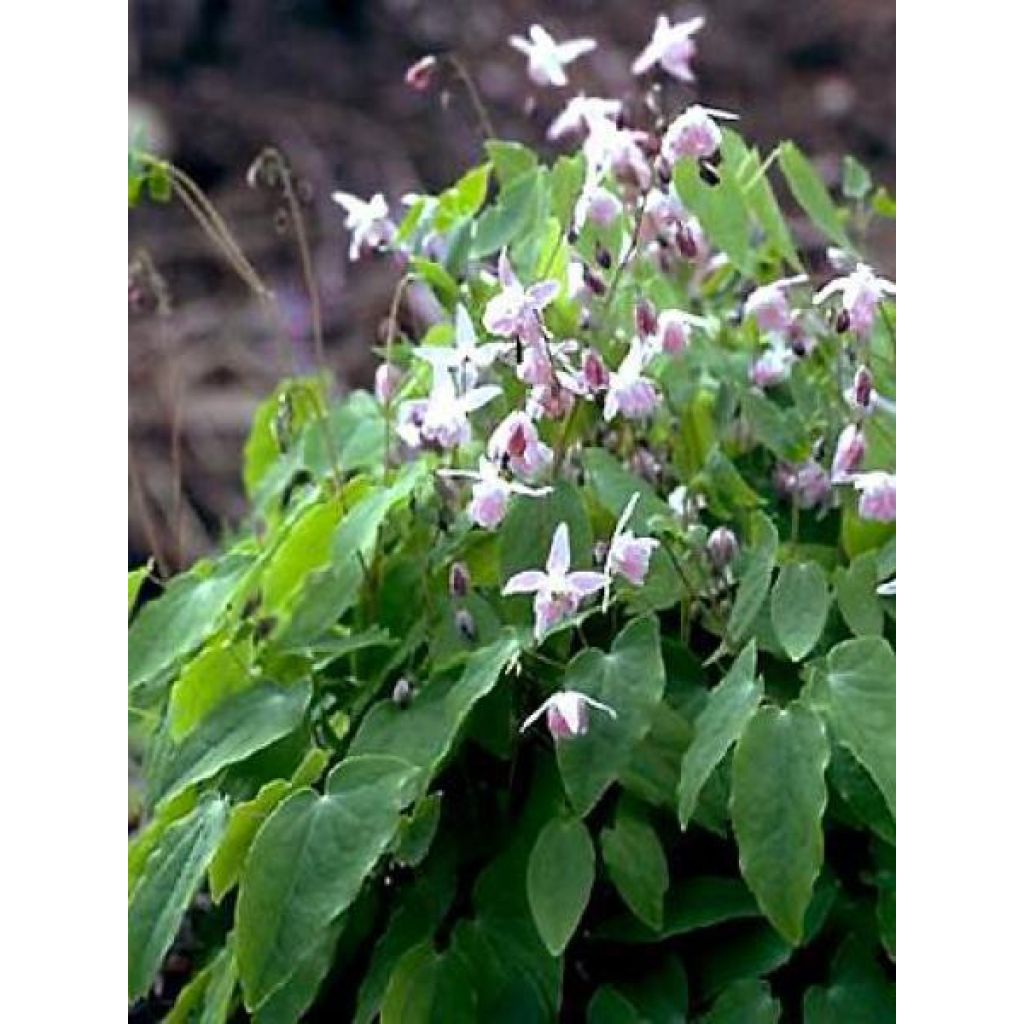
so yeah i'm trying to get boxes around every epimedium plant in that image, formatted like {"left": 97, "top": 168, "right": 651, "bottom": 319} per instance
{"left": 129, "top": 14, "right": 895, "bottom": 1023}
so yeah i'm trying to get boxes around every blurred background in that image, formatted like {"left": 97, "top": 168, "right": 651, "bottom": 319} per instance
{"left": 128, "top": 0, "right": 895, "bottom": 573}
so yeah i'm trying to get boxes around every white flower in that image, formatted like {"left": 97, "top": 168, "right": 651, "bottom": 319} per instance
{"left": 605, "top": 339, "right": 659, "bottom": 421}
{"left": 412, "top": 305, "right": 510, "bottom": 391}
{"left": 520, "top": 690, "right": 617, "bottom": 739}
{"left": 548, "top": 95, "right": 623, "bottom": 141}
{"left": 602, "top": 492, "right": 659, "bottom": 610}
{"left": 331, "top": 191, "right": 395, "bottom": 260}
{"left": 400, "top": 366, "right": 501, "bottom": 451}
{"left": 632, "top": 15, "right": 705, "bottom": 82}
{"left": 508, "top": 24, "right": 596, "bottom": 87}
{"left": 441, "top": 457, "right": 552, "bottom": 530}
{"left": 814, "top": 262, "right": 896, "bottom": 335}
{"left": 744, "top": 275, "right": 808, "bottom": 334}
{"left": 661, "top": 105, "right": 738, "bottom": 164}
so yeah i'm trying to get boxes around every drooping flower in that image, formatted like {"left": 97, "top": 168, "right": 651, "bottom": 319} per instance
{"left": 850, "top": 471, "right": 896, "bottom": 522}
{"left": 792, "top": 459, "right": 833, "bottom": 510}
{"left": 573, "top": 181, "right": 624, "bottom": 231}
{"left": 374, "top": 363, "right": 403, "bottom": 405}
{"left": 744, "top": 275, "right": 809, "bottom": 334}
{"left": 831, "top": 423, "right": 867, "bottom": 481}
{"left": 520, "top": 690, "right": 617, "bottom": 740}
{"left": 632, "top": 14, "right": 705, "bottom": 82}
{"left": 502, "top": 523, "right": 607, "bottom": 639}
{"left": 638, "top": 187, "right": 686, "bottom": 245}
{"left": 661, "top": 105, "right": 738, "bottom": 163}
{"left": 750, "top": 341, "right": 794, "bottom": 389}
{"left": 582, "top": 116, "right": 653, "bottom": 191}
{"left": 603, "top": 492, "right": 659, "bottom": 609}
{"left": 548, "top": 95, "right": 623, "bottom": 141}
{"left": 508, "top": 24, "right": 596, "bottom": 88}
{"left": 655, "top": 309, "right": 702, "bottom": 355}
{"left": 482, "top": 250, "right": 560, "bottom": 346}
{"left": 331, "top": 191, "right": 396, "bottom": 260}
{"left": 707, "top": 526, "right": 739, "bottom": 570}
{"left": 441, "top": 457, "right": 552, "bottom": 530}
{"left": 412, "top": 304, "right": 510, "bottom": 391}
{"left": 399, "top": 366, "right": 501, "bottom": 451}
{"left": 404, "top": 55, "right": 438, "bottom": 92}
{"left": 486, "top": 411, "right": 553, "bottom": 479}
{"left": 814, "top": 262, "right": 896, "bottom": 336}
{"left": 605, "top": 339, "right": 659, "bottom": 421}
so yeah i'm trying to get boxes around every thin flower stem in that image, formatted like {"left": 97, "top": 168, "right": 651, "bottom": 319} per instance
{"left": 602, "top": 190, "right": 649, "bottom": 318}
{"left": 445, "top": 55, "right": 496, "bottom": 141}
{"left": 383, "top": 273, "right": 414, "bottom": 475}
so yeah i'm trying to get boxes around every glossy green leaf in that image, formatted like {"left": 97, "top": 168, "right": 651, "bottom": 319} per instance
{"left": 802, "top": 937, "right": 895, "bottom": 1023}
{"left": 727, "top": 512, "right": 778, "bottom": 645}
{"left": 527, "top": 816, "right": 596, "bottom": 955}
{"left": 601, "top": 802, "right": 669, "bottom": 930}
{"left": 835, "top": 553, "right": 884, "bottom": 637}
{"left": 814, "top": 637, "right": 896, "bottom": 815}
{"left": 557, "top": 616, "right": 666, "bottom": 815}
{"left": 236, "top": 755, "right": 419, "bottom": 1009}
{"left": 770, "top": 562, "right": 829, "bottom": 661}
{"left": 778, "top": 142, "right": 854, "bottom": 250}
{"left": 128, "top": 795, "right": 228, "bottom": 1000}
{"left": 731, "top": 704, "right": 829, "bottom": 944}
{"left": 677, "top": 642, "right": 760, "bottom": 828}
{"left": 148, "top": 680, "right": 311, "bottom": 809}
{"left": 700, "top": 979, "right": 780, "bottom": 1024}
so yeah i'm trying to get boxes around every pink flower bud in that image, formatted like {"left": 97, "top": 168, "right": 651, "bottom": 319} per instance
{"left": 852, "top": 472, "right": 896, "bottom": 522}
{"left": 831, "top": 424, "right": 866, "bottom": 480}
{"left": 853, "top": 365, "right": 874, "bottom": 409}
{"left": 656, "top": 309, "right": 691, "bottom": 355}
{"left": 707, "top": 526, "right": 738, "bottom": 569}
{"left": 793, "top": 459, "right": 832, "bottom": 509}
{"left": 374, "top": 363, "right": 403, "bottom": 405}
{"left": 635, "top": 299, "right": 658, "bottom": 337}
{"left": 405, "top": 55, "right": 438, "bottom": 92}
{"left": 449, "top": 561, "right": 471, "bottom": 598}
{"left": 582, "top": 348, "right": 610, "bottom": 392}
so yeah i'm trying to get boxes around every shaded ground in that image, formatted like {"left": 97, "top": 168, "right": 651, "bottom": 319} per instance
{"left": 128, "top": 0, "right": 895, "bottom": 569}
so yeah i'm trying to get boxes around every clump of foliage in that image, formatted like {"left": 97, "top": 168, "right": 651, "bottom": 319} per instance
{"left": 129, "top": 17, "right": 895, "bottom": 1022}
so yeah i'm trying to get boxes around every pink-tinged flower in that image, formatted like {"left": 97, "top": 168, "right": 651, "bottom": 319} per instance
{"left": 582, "top": 347, "right": 611, "bottom": 392}
{"left": 605, "top": 340, "right": 659, "bottom": 421}
{"left": 662, "top": 105, "right": 738, "bottom": 163}
{"left": 331, "top": 191, "right": 396, "bottom": 261}
{"left": 487, "top": 411, "right": 553, "bottom": 480}
{"left": 528, "top": 381, "right": 576, "bottom": 421}
{"left": 638, "top": 188, "right": 686, "bottom": 245}
{"left": 574, "top": 182, "right": 624, "bottom": 231}
{"left": 707, "top": 526, "right": 739, "bottom": 569}
{"left": 548, "top": 95, "right": 623, "bottom": 141}
{"left": 374, "top": 364, "right": 403, "bottom": 405}
{"left": 843, "top": 364, "right": 896, "bottom": 418}
{"left": 656, "top": 309, "right": 702, "bottom": 355}
{"left": 792, "top": 459, "right": 832, "bottom": 510}
{"left": 582, "top": 117, "right": 652, "bottom": 191}
{"left": 520, "top": 690, "right": 617, "bottom": 740}
{"left": 603, "top": 492, "right": 659, "bottom": 608}
{"left": 404, "top": 55, "right": 438, "bottom": 92}
{"left": 483, "top": 250, "right": 560, "bottom": 345}
{"left": 632, "top": 14, "right": 705, "bottom": 82}
{"left": 750, "top": 343, "right": 794, "bottom": 389}
{"left": 850, "top": 471, "right": 896, "bottom": 522}
{"left": 518, "top": 342, "right": 555, "bottom": 388}
{"left": 508, "top": 24, "right": 596, "bottom": 88}
{"left": 831, "top": 424, "right": 867, "bottom": 481}
{"left": 412, "top": 305, "right": 510, "bottom": 390}
{"left": 877, "top": 577, "right": 896, "bottom": 597}
{"left": 400, "top": 367, "right": 501, "bottom": 451}
{"left": 814, "top": 262, "right": 896, "bottom": 336}
{"left": 502, "top": 523, "right": 608, "bottom": 640}
{"left": 744, "top": 275, "right": 809, "bottom": 334}
{"left": 442, "top": 457, "right": 552, "bottom": 530}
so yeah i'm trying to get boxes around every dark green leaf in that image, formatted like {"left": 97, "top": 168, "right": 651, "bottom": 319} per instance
{"left": 601, "top": 802, "right": 669, "bottom": 930}
{"left": 770, "top": 562, "right": 829, "bottom": 661}
{"left": 699, "top": 979, "right": 780, "bottom": 1024}
{"left": 727, "top": 512, "right": 778, "bottom": 645}
{"left": 527, "top": 816, "right": 596, "bottom": 955}
{"left": 741, "top": 391, "right": 809, "bottom": 462}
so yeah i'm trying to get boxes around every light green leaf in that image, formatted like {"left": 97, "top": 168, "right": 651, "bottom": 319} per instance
{"left": 168, "top": 637, "right": 254, "bottom": 740}
{"left": 770, "top": 562, "right": 829, "bottom": 661}
{"left": 128, "top": 795, "right": 228, "bottom": 1000}
{"left": 700, "top": 979, "right": 780, "bottom": 1024}
{"left": 727, "top": 512, "right": 778, "bottom": 645}
{"left": 472, "top": 169, "right": 541, "bottom": 258}
{"left": 814, "top": 637, "right": 896, "bottom": 815}
{"left": 128, "top": 561, "right": 151, "bottom": 619}
{"left": 677, "top": 642, "right": 761, "bottom": 828}
{"left": 557, "top": 616, "right": 666, "bottom": 815}
{"left": 601, "top": 803, "right": 669, "bottom": 930}
{"left": 236, "top": 755, "right": 419, "bottom": 1009}
{"left": 263, "top": 498, "right": 344, "bottom": 613}
{"left": 835, "top": 554, "right": 884, "bottom": 637}
{"left": 485, "top": 139, "right": 538, "bottom": 185}
{"left": 731, "top": 705, "right": 829, "bottom": 944}
{"left": 841, "top": 156, "right": 872, "bottom": 201}
{"left": 128, "top": 787, "right": 198, "bottom": 897}
{"left": 527, "top": 816, "right": 596, "bottom": 955}
{"left": 148, "top": 680, "right": 312, "bottom": 809}
{"left": 778, "top": 142, "right": 854, "bottom": 250}
{"left": 129, "top": 552, "right": 254, "bottom": 695}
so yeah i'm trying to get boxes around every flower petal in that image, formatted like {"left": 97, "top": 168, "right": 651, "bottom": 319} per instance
{"left": 546, "top": 522, "right": 571, "bottom": 577}
{"left": 502, "top": 570, "right": 548, "bottom": 596}
{"left": 566, "top": 571, "right": 608, "bottom": 597}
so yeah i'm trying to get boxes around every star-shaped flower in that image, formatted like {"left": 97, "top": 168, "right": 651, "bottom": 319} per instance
{"left": 509, "top": 24, "right": 596, "bottom": 87}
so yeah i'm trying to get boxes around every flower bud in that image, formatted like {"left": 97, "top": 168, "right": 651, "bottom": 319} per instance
{"left": 374, "top": 363, "right": 403, "bottom": 405}
{"left": 582, "top": 265, "right": 607, "bottom": 296}
{"left": 392, "top": 678, "right": 413, "bottom": 707}
{"left": 831, "top": 424, "right": 866, "bottom": 480}
{"left": 852, "top": 365, "right": 874, "bottom": 409}
{"left": 634, "top": 298, "right": 658, "bottom": 337}
{"left": 455, "top": 608, "right": 477, "bottom": 642}
{"left": 592, "top": 540, "right": 609, "bottom": 566}
{"left": 835, "top": 308, "right": 851, "bottom": 334}
{"left": 676, "top": 224, "right": 699, "bottom": 260}
{"left": 449, "top": 561, "right": 471, "bottom": 598}
{"left": 707, "top": 526, "right": 739, "bottom": 570}
{"left": 582, "top": 348, "right": 610, "bottom": 392}
{"left": 595, "top": 242, "right": 613, "bottom": 270}
{"left": 405, "top": 55, "right": 438, "bottom": 92}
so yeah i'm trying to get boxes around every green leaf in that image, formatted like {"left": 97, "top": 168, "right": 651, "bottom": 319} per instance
{"left": 876, "top": 854, "right": 896, "bottom": 961}
{"left": 128, "top": 561, "right": 151, "bottom": 618}
{"left": 841, "top": 156, "right": 872, "bottom": 201}
{"left": 740, "top": 391, "right": 809, "bottom": 462}
{"left": 827, "top": 744, "right": 895, "bottom": 845}
{"left": 129, "top": 552, "right": 254, "bottom": 695}
{"left": 588, "top": 987, "right": 641, "bottom": 1024}
{"left": 674, "top": 156, "right": 752, "bottom": 275}
{"left": 601, "top": 802, "right": 669, "bottom": 930}
{"left": 472, "top": 169, "right": 542, "bottom": 258}
{"left": 677, "top": 642, "right": 761, "bottom": 828}
{"left": 700, "top": 979, "right": 780, "bottom": 1024}
{"left": 168, "top": 637, "right": 254, "bottom": 740}
{"left": 148, "top": 680, "right": 312, "bottom": 809}
{"left": 550, "top": 154, "right": 586, "bottom": 229}
{"left": 731, "top": 704, "right": 829, "bottom": 944}
{"left": 813, "top": 637, "right": 896, "bottom": 815}
{"left": 394, "top": 793, "right": 443, "bottom": 868}
{"left": 835, "top": 553, "right": 884, "bottom": 637}
{"left": 263, "top": 498, "right": 344, "bottom": 613}
{"left": 582, "top": 447, "right": 671, "bottom": 523}
{"left": 147, "top": 161, "right": 172, "bottom": 202}
{"left": 500, "top": 480, "right": 593, "bottom": 583}
{"left": 411, "top": 258, "right": 460, "bottom": 309}
{"left": 727, "top": 512, "right": 778, "bottom": 645}
{"left": 527, "top": 816, "right": 596, "bottom": 955}
{"left": 872, "top": 187, "right": 896, "bottom": 219}
{"left": 349, "top": 629, "right": 520, "bottom": 789}
{"left": 770, "top": 562, "right": 829, "bottom": 661}
{"left": 128, "top": 795, "right": 228, "bottom": 1000}
{"left": 237, "top": 755, "right": 419, "bottom": 1009}
{"left": 485, "top": 139, "right": 538, "bottom": 186}
{"left": 778, "top": 142, "right": 854, "bottom": 250}
{"left": 803, "top": 937, "right": 895, "bottom": 1023}
{"left": 557, "top": 616, "right": 666, "bottom": 815}
{"left": 129, "top": 788, "right": 198, "bottom": 897}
